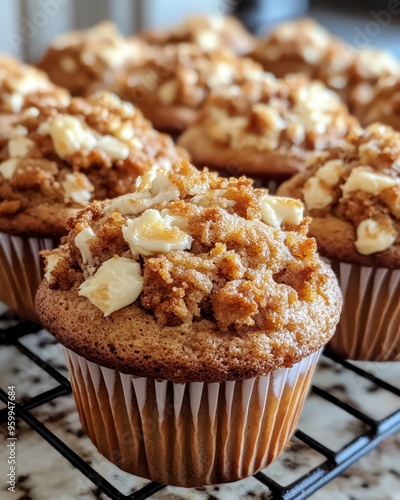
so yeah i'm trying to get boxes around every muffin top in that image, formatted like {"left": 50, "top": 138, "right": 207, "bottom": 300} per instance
{"left": 0, "top": 91, "right": 185, "bottom": 237}
{"left": 179, "top": 73, "right": 358, "bottom": 162}
{"left": 251, "top": 19, "right": 399, "bottom": 109}
{"left": 140, "top": 14, "right": 256, "bottom": 55}
{"left": 36, "top": 161, "right": 341, "bottom": 382}
{"left": 252, "top": 18, "right": 337, "bottom": 71}
{"left": 119, "top": 44, "right": 264, "bottom": 111}
{"left": 38, "top": 21, "right": 148, "bottom": 96}
{"left": 358, "top": 76, "right": 400, "bottom": 129}
{"left": 277, "top": 124, "right": 400, "bottom": 268}
{"left": 0, "top": 55, "right": 70, "bottom": 118}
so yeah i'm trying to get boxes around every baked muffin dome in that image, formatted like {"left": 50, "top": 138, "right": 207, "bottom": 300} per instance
{"left": 278, "top": 124, "right": 400, "bottom": 268}
{"left": 251, "top": 19, "right": 400, "bottom": 116}
{"left": 38, "top": 21, "right": 149, "bottom": 96}
{"left": 178, "top": 73, "right": 359, "bottom": 177}
{"left": 0, "top": 55, "right": 70, "bottom": 138}
{"left": 117, "top": 44, "right": 264, "bottom": 132}
{"left": 139, "top": 14, "right": 256, "bottom": 56}
{"left": 0, "top": 91, "right": 185, "bottom": 237}
{"left": 36, "top": 161, "right": 341, "bottom": 382}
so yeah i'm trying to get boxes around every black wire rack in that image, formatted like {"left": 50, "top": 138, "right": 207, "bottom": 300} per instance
{"left": 1, "top": 316, "right": 400, "bottom": 500}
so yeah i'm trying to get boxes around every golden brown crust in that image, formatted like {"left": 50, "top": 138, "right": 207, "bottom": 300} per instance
{"left": 139, "top": 15, "right": 256, "bottom": 56}
{"left": 278, "top": 124, "right": 400, "bottom": 268}
{"left": 36, "top": 161, "right": 342, "bottom": 381}
{"left": 0, "top": 91, "right": 186, "bottom": 237}
{"left": 35, "top": 276, "right": 339, "bottom": 383}
{"left": 178, "top": 125, "right": 307, "bottom": 176}
{"left": 178, "top": 74, "right": 358, "bottom": 177}
{"left": 117, "top": 44, "right": 264, "bottom": 132}
{"left": 37, "top": 21, "right": 149, "bottom": 96}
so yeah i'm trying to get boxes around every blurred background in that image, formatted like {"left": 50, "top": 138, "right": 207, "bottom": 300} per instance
{"left": 0, "top": 0, "right": 400, "bottom": 61}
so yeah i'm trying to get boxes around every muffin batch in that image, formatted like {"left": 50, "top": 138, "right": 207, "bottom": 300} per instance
{"left": 0, "top": 12, "right": 399, "bottom": 489}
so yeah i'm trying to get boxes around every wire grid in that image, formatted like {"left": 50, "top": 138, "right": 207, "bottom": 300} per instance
{"left": 1, "top": 317, "right": 400, "bottom": 500}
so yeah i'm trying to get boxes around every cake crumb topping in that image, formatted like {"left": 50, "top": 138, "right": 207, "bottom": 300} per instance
{"left": 43, "top": 161, "right": 338, "bottom": 333}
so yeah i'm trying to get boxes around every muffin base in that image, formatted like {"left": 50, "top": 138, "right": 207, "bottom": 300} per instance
{"left": 64, "top": 348, "right": 320, "bottom": 487}
{"left": 0, "top": 231, "right": 57, "bottom": 323}
{"left": 329, "top": 261, "right": 400, "bottom": 361}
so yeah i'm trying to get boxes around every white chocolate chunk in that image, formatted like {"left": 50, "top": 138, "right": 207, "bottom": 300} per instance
{"left": 158, "top": 80, "right": 178, "bottom": 105}
{"left": 61, "top": 172, "right": 94, "bottom": 205}
{"left": 60, "top": 56, "right": 78, "bottom": 73}
{"left": 8, "top": 136, "right": 34, "bottom": 158}
{"left": 0, "top": 158, "right": 19, "bottom": 179}
{"left": 74, "top": 227, "right": 96, "bottom": 265}
{"left": 342, "top": 167, "right": 397, "bottom": 196}
{"left": 97, "top": 135, "right": 129, "bottom": 160}
{"left": 44, "top": 253, "right": 61, "bottom": 284}
{"left": 315, "top": 160, "right": 345, "bottom": 186}
{"left": 303, "top": 177, "right": 333, "bottom": 210}
{"left": 106, "top": 169, "right": 180, "bottom": 216}
{"left": 355, "top": 218, "right": 396, "bottom": 255}
{"left": 45, "top": 114, "right": 97, "bottom": 158}
{"left": 79, "top": 256, "right": 143, "bottom": 316}
{"left": 122, "top": 209, "right": 193, "bottom": 256}
{"left": 261, "top": 195, "right": 304, "bottom": 228}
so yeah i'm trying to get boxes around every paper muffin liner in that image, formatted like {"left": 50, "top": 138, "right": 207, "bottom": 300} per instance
{"left": 329, "top": 260, "right": 400, "bottom": 361}
{"left": 64, "top": 347, "right": 321, "bottom": 487}
{"left": 0, "top": 231, "right": 58, "bottom": 323}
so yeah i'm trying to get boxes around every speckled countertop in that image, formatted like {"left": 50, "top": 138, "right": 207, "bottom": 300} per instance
{"left": 1, "top": 315, "right": 400, "bottom": 500}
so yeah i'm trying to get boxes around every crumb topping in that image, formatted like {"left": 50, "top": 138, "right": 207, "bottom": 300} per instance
{"left": 193, "top": 73, "right": 357, "bottom": 153}
{"left": 285, "top": 124, "right": 400, "bottom": 256}
{"left": 0, "top": 91, "right": 185, "bottom": 233}
{"left": 43, "top": 160, "right": 337, "bottom": 334}
{"left": 140, "top": 14, "right": 255, "bottom": 55}
{"left": 0, "top": 55, "right": 70, "bottom": 114}
{"left": 360, "top": 76, "right": 400, "bottom": 127}
{"left": 119, "top": 44, "right": 264, "bottom": 109}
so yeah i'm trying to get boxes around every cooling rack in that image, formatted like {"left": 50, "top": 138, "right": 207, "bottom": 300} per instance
{"left": 1, "top": 315, "right": 400, "bottom": 500}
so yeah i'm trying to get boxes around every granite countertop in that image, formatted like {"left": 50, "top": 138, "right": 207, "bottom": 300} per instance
{"left": 1, "top": 316, "right": 399, "bottom": 500}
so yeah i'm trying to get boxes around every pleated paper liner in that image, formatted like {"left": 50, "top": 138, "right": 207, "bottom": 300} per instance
{"left": 329, "top": 261, "right": 400, "bottom": 361}
{"left": 0, "top": 232, "right": 58, "bottom": 323}
{"left": 65, "top": 348, "right": 321, "bottom": 487}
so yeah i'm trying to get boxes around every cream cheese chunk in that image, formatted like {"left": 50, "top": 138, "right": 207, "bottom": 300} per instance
{"left": 8, "top": 136, "right": 34, "bottom": 158}
{"left": 342, "top": 167, "right": 397, "bottom": 196}
{"left": 105, "top": 168, "right": 180, "bottom": 216}
{"left": 0, "top": 158, "right": 19, "bottom": 179}
{"left": 45, "top": 114, "right": 97, "bottom": 158}
{"left": 261, "top": 195, "right": 304, "bottom": 228}
{"left": 315, "top": 160, "right": 345, "bottom": 186}
{"left": 355, "top": 218, "right": 397, "bottom": 255}
{"left": 74, "top": 227, "right": 96, "bottom": 265}
{"left": 303, "top": 177, "right": 333, "bottom": 210}
{"left": 122, "top": 209, "right": 193, "bottom": 256}
{"left": 61, "top": 172, "right": 94, "bottom": 205}
{"left": 79, "top": 256, "right": 143, "bottom": 316}
{"left": 44, "top": 253, "right": 61, "bottom": 284}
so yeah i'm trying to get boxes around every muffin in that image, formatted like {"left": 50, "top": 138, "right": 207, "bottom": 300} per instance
{"left": 178, "top": 73, "right": 359, "bottom": 189}
{"left": 36, "top": 160, "right": 341, "bottom": 486}
{"left": 356, "top": 76, "right": 400, "bottom": 131}
{"left": 37, "top": 21, "right": 149, "bottom": 96}
{"left": 140, "top": 14, "right": 256, "bottom": 55}
{"left": 278, "top": 124, "right": 400, "bottom": 360}
{"left": 251, "top": 19, "right": 399, "bottom": 117}
{"left": 0, "top": 55, "right": 70, "bottom": 139}
{"left": 117, "top": 44, "right": 264, "bottom": 133}
{"left": 0, "top": 91, "right": 185, "bottom": 322}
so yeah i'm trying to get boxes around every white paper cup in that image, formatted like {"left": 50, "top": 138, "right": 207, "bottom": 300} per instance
{"left": 329, "top": 260, "right": 400, "bottom": 361}
{"left": 64, "top": 347, "right": 321, "bottom": 486}
{"left": 0, "top": 231, "right": 58, "bottom": 323}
